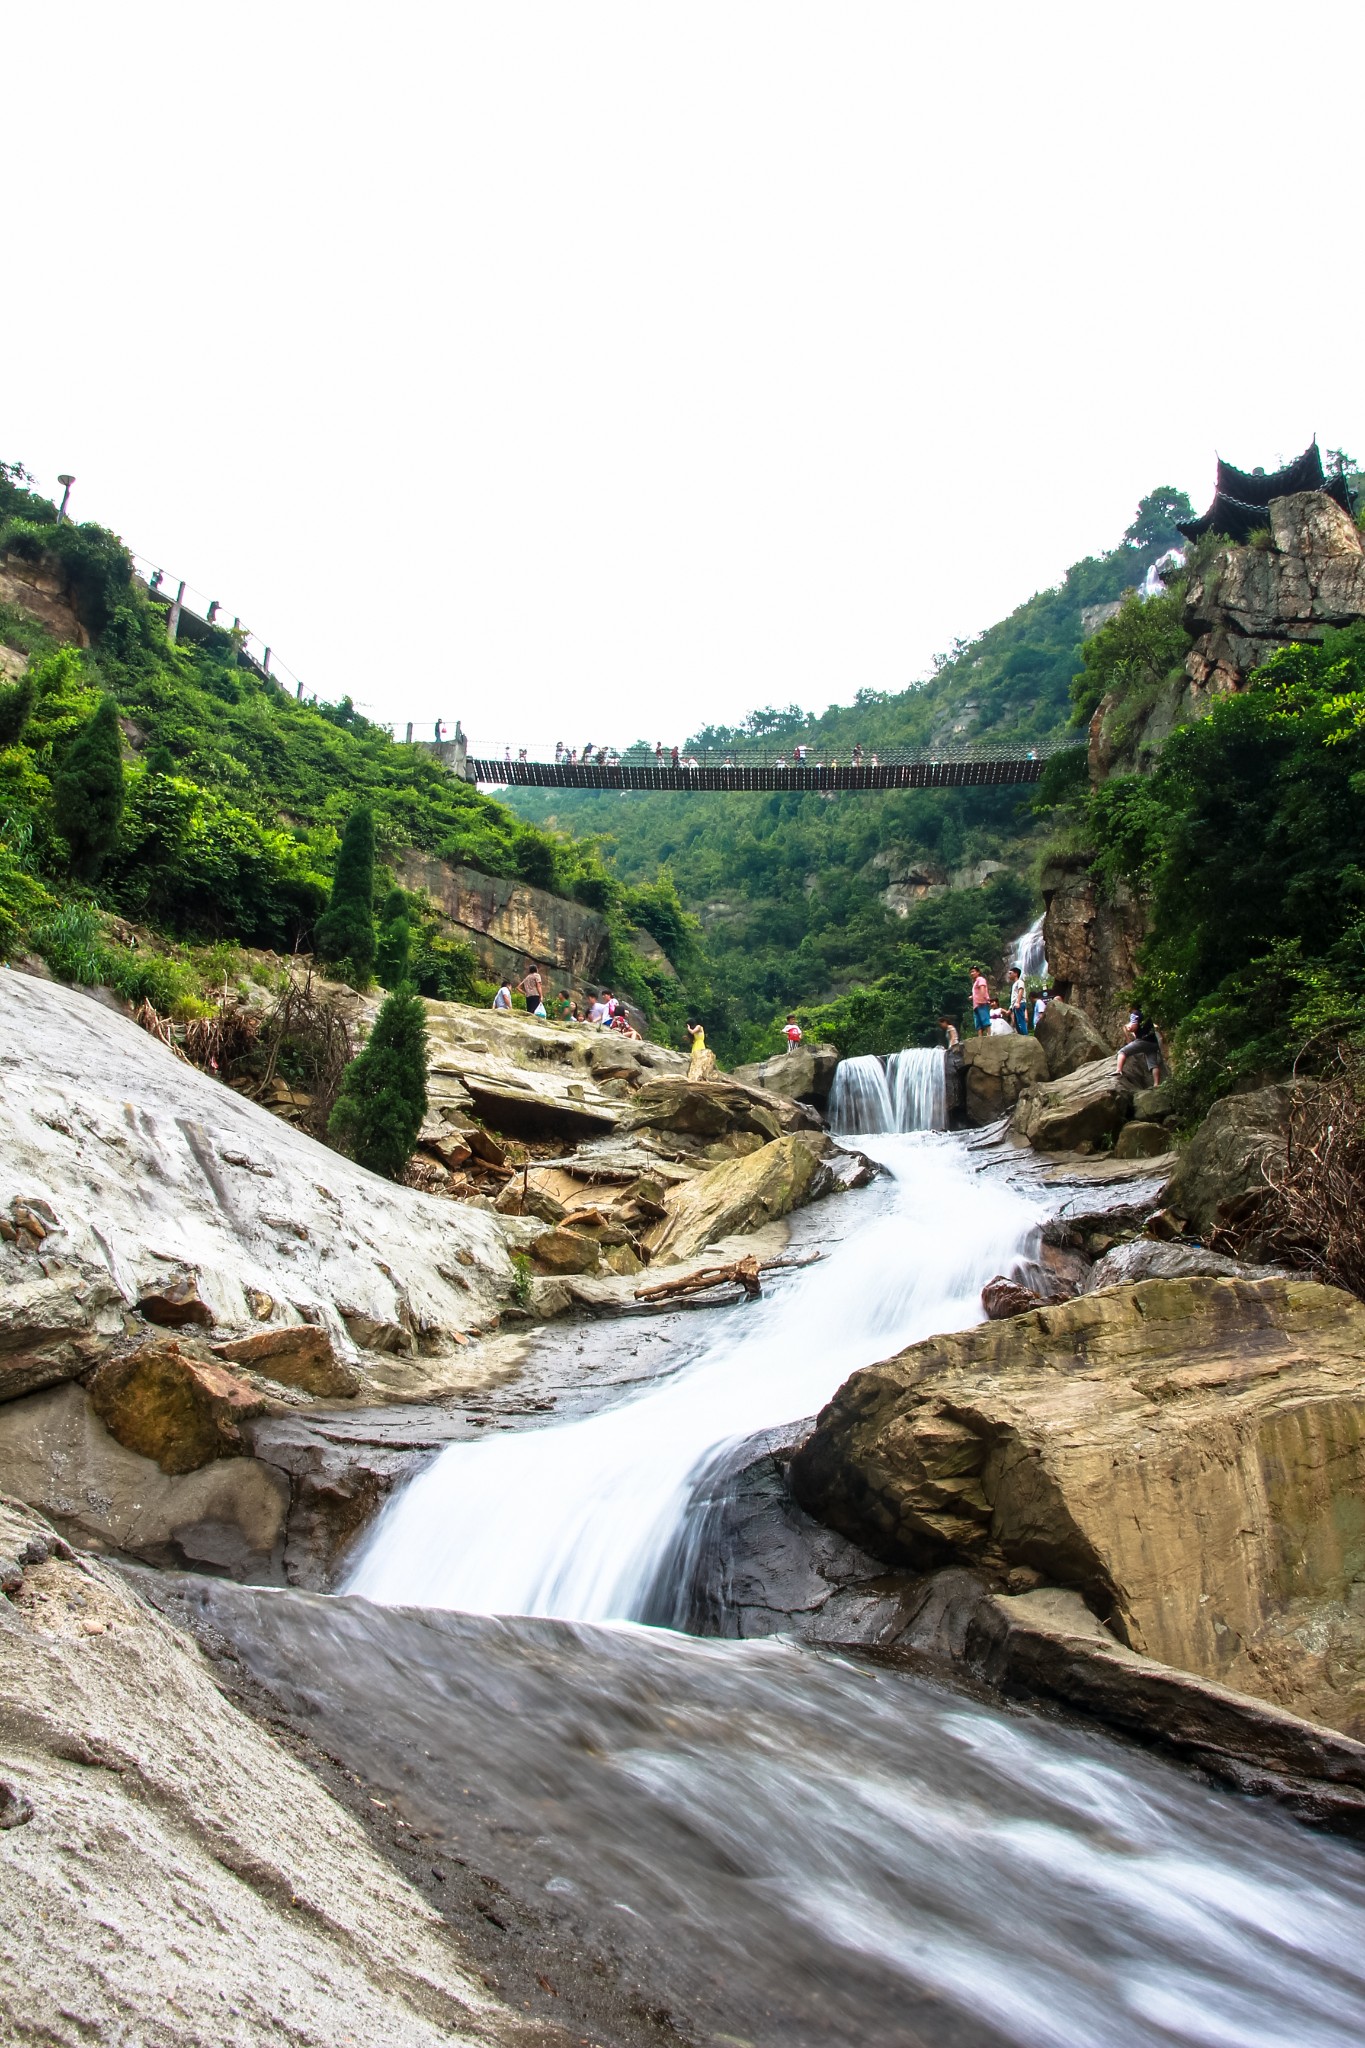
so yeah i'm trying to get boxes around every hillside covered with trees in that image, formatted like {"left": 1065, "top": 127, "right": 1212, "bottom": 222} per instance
{"left": 0, "top": 461, "right": 704, "bottom": 1035}
{"left": 505, "top": 488, "right": 1194, "bottom": 1057}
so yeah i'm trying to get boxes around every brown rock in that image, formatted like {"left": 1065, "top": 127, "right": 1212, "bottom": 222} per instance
{"left": 626, "top": 1075, "right": 817, "bottom": 1143}
{"left": 1012, "top": 1054, "right": 1133, "bottom": 1152}
{"left": 1033, "top": 998, "right": 1113, "bottom": 1078}
{"left": 1163, "top": 1082, "right": 1310, "bottom": 1238}
{"left": 1040, "top": 855, "right": 1147, "bottom": 1046}
{"left": 136, "top": 1275, "right": 213, "bottom": 1329}
{"left": 981, "top": 1278, "right": 1044, "bottom": 1319}
{"left": 646, "top": 1132, "right": 849, "bottom": 1264}
{"left": 0, "top": 1270, "right": 125, "bottom": 1403}
{"left": 88, "top": 1341, "right": 269, "bottom": 1474}
{"left": 956, "top": 1035, "right": 1049, "bottom": 1125}
{"left": 529, "top": 1228, "right": 603, "bottom": 1276}
{"left": 1113, "top": 1119, "right": 1171, "bottom": 1160}
{"left": 792, "top": 1275, "right": 1365, "bottom": 1737}
{"left": 212, "top": 1326, "right": 361, "bottom": 1398}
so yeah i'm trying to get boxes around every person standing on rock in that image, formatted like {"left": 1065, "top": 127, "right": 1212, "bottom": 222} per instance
{"left": 1010, "top": 965, "right": 1029, "bottom": 1034}
{"left": 519, "top": 963, "right": 545, "bottom": 1015}
{"left": 784, "top": 1014, "right": 803, "bottom": 1054}
{"left": 686, "top": 1019, "right": 717, "bottom": 1081}
{"left": 971, "top": 969, "right": 991, "bottom": 1037}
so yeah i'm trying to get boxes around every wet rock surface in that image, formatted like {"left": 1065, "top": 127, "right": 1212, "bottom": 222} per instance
{"left": 956, "top": 1034, "right": 1049, "bottom": 1124}
{"left": 1011, "top": 1052, "right": 1133, "bottom": 1152}
{"left": 0, "top": 1495, "right": 530, "bottom": 2048}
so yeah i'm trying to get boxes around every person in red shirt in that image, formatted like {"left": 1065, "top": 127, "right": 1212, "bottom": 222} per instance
{"left": 783, "top": 1015, "right": 803, "bottom": 1054}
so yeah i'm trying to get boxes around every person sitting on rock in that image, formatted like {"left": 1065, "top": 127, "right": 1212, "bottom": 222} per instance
{"left": 937, "top": 1014, "right": 960, "bottom": 1050}
{"left": 492, "top": 981, "right": 513, "bottom": 1011}
{"left": 1117, "top": 1016, "right": 1164, "bottom": 1088}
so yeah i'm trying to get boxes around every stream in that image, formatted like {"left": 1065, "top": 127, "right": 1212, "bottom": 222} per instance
{"left": 201, "top": 1051, "right": 1365, "bottom": 2044}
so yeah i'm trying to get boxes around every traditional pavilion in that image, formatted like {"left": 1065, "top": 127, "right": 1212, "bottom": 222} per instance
{"left": 1178, "top": 441, "right": 1357, "bottom": 544}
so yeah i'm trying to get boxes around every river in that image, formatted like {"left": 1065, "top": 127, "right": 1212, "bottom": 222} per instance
{"left": 213, "top": 1048, "right": 1365, "bottom": 2046}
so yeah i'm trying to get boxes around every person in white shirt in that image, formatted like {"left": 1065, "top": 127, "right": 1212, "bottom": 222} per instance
{"left": 1010, "top": 966, "right": 1030, "bottom": 1034}
{"left": 492, "top": 983, "right": 513, "bottom": 1011}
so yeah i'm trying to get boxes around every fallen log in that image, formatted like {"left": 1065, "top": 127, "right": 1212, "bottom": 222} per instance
{"left": 635, "top": 1255, "right": 763, "bottom": 1303}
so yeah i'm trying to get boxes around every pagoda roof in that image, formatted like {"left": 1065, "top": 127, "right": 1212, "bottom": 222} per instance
{"left": 1177, "top": 440, "right": 1356, "bottom": 543}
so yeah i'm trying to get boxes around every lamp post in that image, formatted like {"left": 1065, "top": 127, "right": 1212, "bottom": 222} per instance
{"left": 55, "top": 475, "right": 75, "bottom": 526}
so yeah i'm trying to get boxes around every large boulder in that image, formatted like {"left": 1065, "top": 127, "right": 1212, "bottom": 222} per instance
{"left": 956, "top": 1035, "right": 1049, "bottom": 1125}
{"left": 729, "top": 1044, "right": 840, "bottom": 1108}
{"left": 1162, "top": 1082, "right": 1309, "bottom": 1238}
{"left": 87, "top": 1341, "right": 270, "bottom": 1475}
{"left": 1012, "top": 1053, "right": 1132, "bottom": 1151}
{"left": 1033, "top": 998, "right": 1112, "bottom": 1078}
{"left": 1082, "top": 1238, "right": 1286, "bottom": 1291}
{"left": 625, "top": 1075, "right": 818, "bottom": 1144}
{"left": 646, "top": 1132, "right": 863, "bottom": 1264}
{"left": 0, "top": 1495, "right": 522, "bottom": 2042}
{"left": 0, "top": 969, "right": 513, "bottom": 1402}
{"left": 791, "top": 1275, "right": 1365, "bottom": 1736}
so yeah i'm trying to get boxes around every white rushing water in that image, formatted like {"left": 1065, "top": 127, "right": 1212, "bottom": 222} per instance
{"left": 827, "top": 1046, "right": 946, "bottom": 1135}
{"left": 1011, "top": 911, "right": 1048, "bottom": 984}
{"left": 347, "top": 1051, "right": 1036, "bottom": 1620}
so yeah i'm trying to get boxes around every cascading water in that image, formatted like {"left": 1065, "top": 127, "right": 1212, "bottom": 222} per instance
{"left": 1011, "top": 911, "right": 1048, "bottom": 984}
{"left": 828, "top": 1047, "right": 946, "bottom": 1134}
{"left": 347, "top": 1047, "right": 1027, "bottom": 1619}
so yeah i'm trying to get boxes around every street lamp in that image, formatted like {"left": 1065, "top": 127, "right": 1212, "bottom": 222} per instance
{"left": 55, "top": 475, "right": 75, "bottom": 526}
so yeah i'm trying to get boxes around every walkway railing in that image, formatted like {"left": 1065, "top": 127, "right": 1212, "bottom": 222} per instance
{"left": 129, "top": 553, "right": 306, "bottom": 699}
{"left": 464, "top": 738, "right": 1075, "bottom": 792}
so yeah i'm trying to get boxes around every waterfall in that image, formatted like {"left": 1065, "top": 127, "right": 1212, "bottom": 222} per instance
{"left": 828, "top": 1047, "right": 945, "bottom": 1135}
{"left": 345, "top": 1117, "right": 1038, "bottom": 1622}
{"left": 1011, "top": 912, "right": 1047, "bottom": 984}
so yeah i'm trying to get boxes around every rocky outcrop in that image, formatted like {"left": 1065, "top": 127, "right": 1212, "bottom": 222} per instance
{"left": 729, "top": 1044, "right": 840, "bottom": 1109}
{"left": 0, "top": 553, "right": 88, "bottom": 646}
{"left": 1162, "top": 1081, "right": 1308, "bottom": 1239}
{"left": 398, "top": 849, "right": 612, "bottom": 987}
{"left": 422, "top": 998, "right": 686, "bottom": 1141}
{"left": 1011, "top": 1053, "right": 1133, "bottom": 1151}
{"left": 0, "top": 970, "right": 515, "bottom": 1394}
{"left": 0, "top": 1494, "right": 519, "bottom": 2044}
{"left": 624, "top": 1074, "right": 820, "bottom": 1145}
{"left": 792, "top": 1275, "right": 1365, "bottom": 1737}
{"left": 87, "top": 1341, "right": 270, "bottom": 1475}
{"left": 1082, "top": 1237, "right": 1286, "bottom": 1291}
{"left": 1033, "top": 997, "right": 1111, "bottom": 1079}
{"left": 1184, "top": 491, "right": 1365, "bottom": 698}
{"left": 956, "top": 1034, "right": 1049, "bottom": 1124}
{"left": 1040, "top": 854, "right": 1143, "bottom": 1046}
{"left": 645, "top": 1133, "right": 870, "bottom": 1264}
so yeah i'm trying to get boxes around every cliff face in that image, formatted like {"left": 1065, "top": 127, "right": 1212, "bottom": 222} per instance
{"left": 398, "top": 850, "right": 612, "bottom": 986}
{"left": 1040, "top": 853, "right": 1144, "bottom": 1046}
{"left": 1183, "top": 491, "right": 1365, "bottom": 698}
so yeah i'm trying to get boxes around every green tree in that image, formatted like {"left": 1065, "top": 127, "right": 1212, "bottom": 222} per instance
{"left": 1123, "top": 487, "right": 1195, "bottom": 553}
{"left": 52, "top": 696, "right": 125, "bottom": 880}
{"left": 313, "top": 804, "right": 376, "bottom": 982}
{"left": 328, "top": 986, "right": 429, "bottom": 1178}
{"left": 0, "top": 672, "right": 34, "bottom": 746}
{"left": 375, "top": 886, "right": 412, "bottom": 988}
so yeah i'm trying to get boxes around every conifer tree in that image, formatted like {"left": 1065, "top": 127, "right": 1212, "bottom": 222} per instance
{"left": 313, "top": 804, "right": 376, "bottom": 983}
{"left": 374, "top": 886, "right": 412, "bottom": 989}
{"left": 0, "top": 672, "right": 34, "bottom": 747}
{"left": 328, "top": 986, "right": 428, "bottom": 1178}
{"left": 52, "top": 696, "right": 125, "bottom": 880}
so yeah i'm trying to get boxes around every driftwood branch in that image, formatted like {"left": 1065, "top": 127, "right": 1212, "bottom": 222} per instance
{"left": 632, "top": 1248, "right": 823, "bottom": 1306}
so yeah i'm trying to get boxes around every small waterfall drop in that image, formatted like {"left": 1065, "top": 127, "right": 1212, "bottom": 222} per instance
{"left": 829, "top": 1047, "right": 945, "bottom": 1135}
{"left": 1011, "top": 911, "right": 1048, "bottom": 984}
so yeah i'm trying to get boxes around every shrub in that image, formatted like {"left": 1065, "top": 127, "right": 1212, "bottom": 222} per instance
{"left": 328, "top": 985, "right": 429, "bottom": 1178}
{"left": 51, "top": 698, "right": 125, "bottom": 881}
{"left": 375, "top": 886, "right": 412, "bottom": 988}
{"left": 313, "top": 804, "right": 376, "bottom": 982}
{"left": 0, "top": 673, "right": 34, "bottom": 746}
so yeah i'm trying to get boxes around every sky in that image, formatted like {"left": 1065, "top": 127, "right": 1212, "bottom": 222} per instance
{"left": 5, "top": 3, "right": 1364, "bottom": 757}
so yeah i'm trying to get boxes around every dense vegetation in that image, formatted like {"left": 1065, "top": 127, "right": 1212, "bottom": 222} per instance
{"left": 0, "top": 461, "right": 700, "bottom": 1034}
{"left": 507, "top": 488, "right": 1192, "bottom": 1056}
{"left": 1086, "top": 624, "right": 1365, "bottom": 1112}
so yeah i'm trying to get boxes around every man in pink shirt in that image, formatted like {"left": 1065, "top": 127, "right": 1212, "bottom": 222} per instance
{"left": 971, "top": 970, "right": 992, "bottom": 1037}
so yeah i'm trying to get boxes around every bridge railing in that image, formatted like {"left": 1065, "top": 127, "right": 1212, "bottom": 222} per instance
{"left": 471, "top": 736, "right": 1072, "bottom": 771}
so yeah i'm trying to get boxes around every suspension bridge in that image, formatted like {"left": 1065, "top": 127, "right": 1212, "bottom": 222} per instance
{"left": 453, "top": 737, "right": 1077, "bottom": 792}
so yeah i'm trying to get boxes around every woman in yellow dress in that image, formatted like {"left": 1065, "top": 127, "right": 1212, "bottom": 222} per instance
{"left": 686, "top": 1019, "right": 718, "bottom": 1082}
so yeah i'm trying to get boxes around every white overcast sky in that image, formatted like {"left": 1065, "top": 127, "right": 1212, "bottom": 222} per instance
{"left": 6, "top": 3, "right": 1363, "bottom": 755}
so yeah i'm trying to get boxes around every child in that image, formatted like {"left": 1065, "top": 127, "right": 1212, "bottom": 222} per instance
{"left": 784, "top": 1015, "right": 803, "bottom": 1054}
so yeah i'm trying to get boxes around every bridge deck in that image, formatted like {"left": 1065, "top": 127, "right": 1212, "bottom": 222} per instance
{"left": 468, "top": 750, "right": 1066, "bottom": 792}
